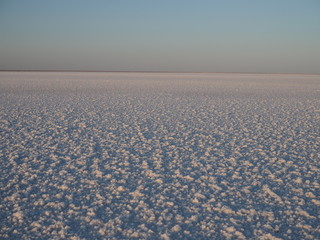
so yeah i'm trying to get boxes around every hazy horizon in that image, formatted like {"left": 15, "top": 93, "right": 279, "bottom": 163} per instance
{"left": 1, "top": 1, "right": 320, "bottom": 74}
{"left": 1, "top": 70, "right": 320, "bottom": 75}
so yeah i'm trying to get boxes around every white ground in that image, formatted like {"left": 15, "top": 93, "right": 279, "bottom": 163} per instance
{"left": 0, "top": 72, "right": 319, "bottom": 239}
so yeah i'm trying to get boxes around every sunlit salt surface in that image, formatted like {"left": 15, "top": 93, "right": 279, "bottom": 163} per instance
{"left": 0, "top": 72, "right": 319, "bottom": 239}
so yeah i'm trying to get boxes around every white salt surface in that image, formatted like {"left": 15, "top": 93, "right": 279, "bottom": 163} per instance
{"left": 0, "top": 72, "right": 319, "bottom": 239}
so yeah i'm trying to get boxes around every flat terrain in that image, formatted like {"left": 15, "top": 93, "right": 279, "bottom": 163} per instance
{"left": 0, "top": 72, "right": 319, "bottom": 239}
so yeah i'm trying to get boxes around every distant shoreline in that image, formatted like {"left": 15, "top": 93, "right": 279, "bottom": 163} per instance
{"left": 0, "top": 70, "right": 319, "bottom": 75}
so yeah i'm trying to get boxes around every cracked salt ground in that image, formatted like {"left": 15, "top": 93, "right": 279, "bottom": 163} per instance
{"left": 0, "top": 72, "right": 319, "bottom": 239}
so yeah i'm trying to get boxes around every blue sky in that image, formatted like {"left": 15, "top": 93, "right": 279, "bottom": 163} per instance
{"left": 1, "top": 0, "right": 320, "bottom": 73}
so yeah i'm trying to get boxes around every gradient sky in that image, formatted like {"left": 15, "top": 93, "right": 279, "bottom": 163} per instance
{"left": 1, "top": 0, "right": 320, "bottom": 73}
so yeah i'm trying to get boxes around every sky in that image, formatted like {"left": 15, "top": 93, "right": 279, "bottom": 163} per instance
{"left": 1, "top": 0, "right": 320, "bottom": 73}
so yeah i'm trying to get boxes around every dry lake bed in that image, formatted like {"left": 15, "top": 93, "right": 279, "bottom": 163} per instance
{"left": 0, "top": 72, "right": 319, "bottom": 239}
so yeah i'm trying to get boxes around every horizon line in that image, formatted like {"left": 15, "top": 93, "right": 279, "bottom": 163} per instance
{"left": 0, "top": 70, "right": 319, "bottom": 75}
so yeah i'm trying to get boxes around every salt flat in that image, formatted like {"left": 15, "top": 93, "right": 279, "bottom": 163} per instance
{"left": 0, "top": 72, "right": 319, "bottom": 239}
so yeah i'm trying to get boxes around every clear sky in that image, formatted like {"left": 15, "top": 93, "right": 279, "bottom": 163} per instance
{"left": 1, "top": 0, "right": 320, "bottom": 73}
